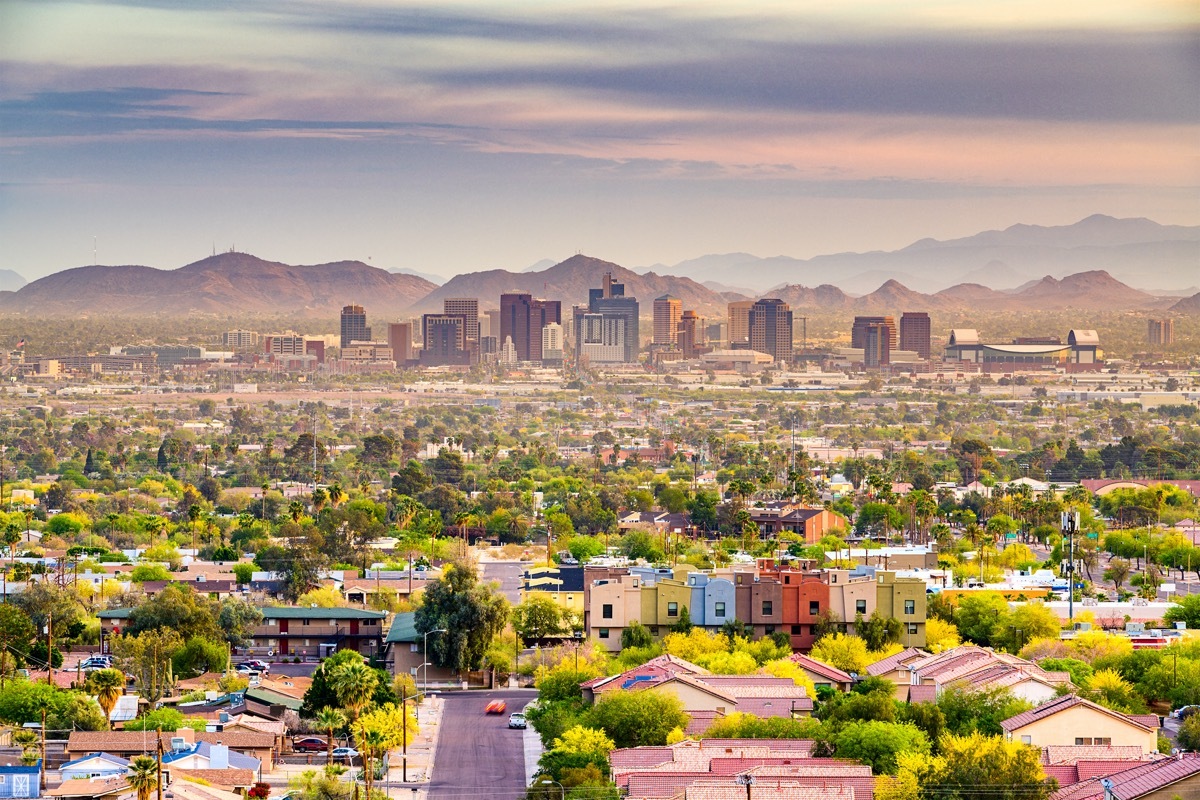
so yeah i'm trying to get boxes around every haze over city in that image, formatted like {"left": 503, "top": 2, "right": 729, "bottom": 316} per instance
{"left": 2, "top": 0, "right": 1197, "bottom": 282}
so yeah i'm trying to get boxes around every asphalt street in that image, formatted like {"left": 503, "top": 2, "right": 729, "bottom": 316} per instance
{"left": 426, "top": 689, "right": 536, "bottom": 800}
{"left": 481, "top": 561, "right": 527, "bottom": 605}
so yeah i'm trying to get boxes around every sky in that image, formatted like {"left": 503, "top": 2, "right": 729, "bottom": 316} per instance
{"left": 1, "top": 0, "right": 1197, "bottom": 283}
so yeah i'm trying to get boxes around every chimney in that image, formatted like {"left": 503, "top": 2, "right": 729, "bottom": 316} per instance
{"left": 208, "top": 744, "right": 229, "bottom": 771}
{"left": 176, "top": 727, "right": 195, "bottom": 745}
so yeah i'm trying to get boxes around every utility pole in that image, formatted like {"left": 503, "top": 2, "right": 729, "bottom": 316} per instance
{"left": 45, "top": 611, "right": 53, "bottom": 687}
{"left": 1062, "top": 510, "right": 1079, "bottom": 625}
{"left": 156, "top": 728, "right": 164, "bottom": 800}
{"left": 39, "top": 708, "right": 46, "bottom": 790}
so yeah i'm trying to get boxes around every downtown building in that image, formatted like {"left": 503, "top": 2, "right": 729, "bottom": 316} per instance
{"left": 748, "top": 298, "right": 793, "bottom": 364}
{"left": 945, "top": 328, "right": 1103, "bottom": 372}
{"left": 899, "top": 311, "right": 932, "bottom": 359}
{"left": 339, "top": 305, "right": 371, "bottom": 349}
{"left": 574, "top": 272, "right": 640, "bottom": 364}
{"left": 500, "top": 293, "right": 562, "bottom": 364}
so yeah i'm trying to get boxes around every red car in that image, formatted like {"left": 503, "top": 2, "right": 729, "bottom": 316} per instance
{"left": 485, "top": 700, "right": 507, "bottom": 714}
{"left": 292, "top": 737, "right": 328, "bottom": 753}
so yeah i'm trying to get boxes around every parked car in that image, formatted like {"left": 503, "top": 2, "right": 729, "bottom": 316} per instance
{"left": 236, "top": 664, "right": 262, "bottom": 676}
{"left": 244, "top": 660, "right": 270, "bottom": 673}
{"left": 485, "top": 700, "right": 507, "bottom": 714}
{"left": 507, "top": 713, "right": 526, "bottom": 729}
{"left": 292, "top": 737, "right": 328, "bottom": 753}
{"left": 331, "top": 747, "right": 359, "bottom": 761}
{"left": 1171, "top": 705, "right": 1200, "bottom": 719}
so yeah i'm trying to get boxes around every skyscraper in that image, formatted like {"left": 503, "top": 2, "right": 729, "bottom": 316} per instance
{"left": 677, "top": 310, "right": 704, "bottom": 358}
{"left": 529, "top": 298, "right": 562, "bottom": 363}
{"left": 852, "top": 316, "right": 897, "bottom": 351}
{"left": 500, "top": 292, "right": 533, "bottom": 362}
{"left": 863, "top": 322, "right": 890, "bottom": 367}
{"left": 340, "top": 305, "right": 370, "bottom": 349}
{"left": 1148, "top": 319, "right": 1175, "bottom": 346}
{"left": 388, "top": 322, "right": 414, "bottom": 366}
{"left": 420, "top": 314, "right": 469, "bottom": 366}
{"left": 899, "top": 312, "right": 932, "bottom": 359}
{"left": 749, "top": 298, "right": 793, "bottom": 364}
{"left": 442, "top": 298, "right": 480, "bottom": 343}
{"left": 587, "top": 273, "right": 640, "bottom": 362}
{"left": 653, "top": 295, "right": 682, "bottom": 346}
{"left": 728, "top": 300, "right": 754, "bottom": 346}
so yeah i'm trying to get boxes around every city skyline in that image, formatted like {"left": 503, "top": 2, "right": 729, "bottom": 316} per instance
{"left": 1, "top": 0, "right": 1197, "bottom": 282}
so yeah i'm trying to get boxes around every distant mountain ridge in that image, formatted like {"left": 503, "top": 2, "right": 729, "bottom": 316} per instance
{"left": 642, "top": 215, "right": 1200, "bottom": 293}
{"left": 0, "top": 253, "right": 436, "bottom": 316}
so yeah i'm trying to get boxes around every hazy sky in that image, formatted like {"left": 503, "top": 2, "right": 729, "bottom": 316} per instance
{"left": 1, "top": 0, "right": 1197, "bottom": 281}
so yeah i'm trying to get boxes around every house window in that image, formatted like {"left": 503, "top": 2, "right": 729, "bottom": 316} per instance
{"left": 762, "top": 600, "right": 773, "bottom": 616}
{"left": 791, "top": 625, "right": 802, "bottom": 635}
{"left": 904, "top": 600, "right": 916, "bottom": 615}
{"left": 302, "top": 619, "right": 311, "bottom": 626}
{"left": 714, "top": 602, "right": 726, "bottom": 618}
{"left": 907, "top": 624, "right": 918, "bottom": 635}
{"left": 1021, "top": 736, "right": 1032, "bottom": 745}
{"left": 667, "top": 602, "right": 679, "bottom": 617}
{"left": 304, "top": 639, "right": 311, "bottom": 646}
{"left": 410, "top": 644, "right": 419, "bottom": 652}
{"left": 0, "top": 776, "right": 7, "bottom": 784}
{"left": 598, "top": 628, "right": 610, "bottom": 639}
{"left": 764, "top": 626, "right": 775, "bottom": 635}
{"left": 809, "top": 601, "right": 820, "bottom": 616}
{"left": 856, "top": 599, "right": 867, "bottom": 614}
{"left": 809, "top": 625, "right": 818, "bottom": 636}
{"left": 602, "top": 604, "right": 613, "bottom": 619}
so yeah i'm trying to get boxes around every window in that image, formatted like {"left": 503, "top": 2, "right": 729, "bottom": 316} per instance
{"left": 764, "top": 626, "right": 775, "bottom": 635}
{"left": 856, "top": 599, "right": 867, "bottom": 614}
{"left": 1021, "top": 736, "right": 1032, "bottom": 745}
{"left": 302, "top": 619, "right": 311, "bottom": 626}
{"left": 907, "top": 623, "right": 919, "bottom": 634}
{"left": 809, "top": 601, "right": 820, "bottom": 616}
{"left": 410, "top": 643, "right": 418, "bottom": 652}
{"left": 667, "top": 602, "right": 679, "bottom": 617}
{"left": 762, "top": 600, "right": 773, "bottom": 616}
{"left": 363, "top": 619, "right": 376, "bottom": 626}
{"left": 714, "top": 601, "right": 726, "bottom": 618}
{"left": 791, "top": 625, "right": 802, "bottom": 635}
{"left": 602, "top": 603, "right": 613, "bottom": 619}
{"left": 1075, "top": 737, "right": 1110, "bottom": 745}
{"left": 598, "top": 628, "right": 610, "bottom": 639}
{"left": 904, "top": 600, "right": 916, "bottom": 615}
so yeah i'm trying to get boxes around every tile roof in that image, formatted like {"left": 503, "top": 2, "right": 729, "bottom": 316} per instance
{"left": 172, "top": 768, "right": 258, "bottom": 787}
{"left": 786, "top": 654, "right": 853, "bottom": 684}
{"left": 1001, "top": 694, "right": 1156, "bottom": 734}
{"left": 46, "top": 778, "right": 130, "bottom": 798}
{"left": 1051, "top": 755, "right": 1200, "bottom": 800}
{"left": 906, "top": 685, "right": 937, "bottom": 704}
{"left": 67, "top": 730, "right": 275, "bottom": 755}
{"left": 864, "top": 647, "right": 925, "bottom": 677}
{"left": 1042, "top": 746, "right": 1149, "bottom": 766}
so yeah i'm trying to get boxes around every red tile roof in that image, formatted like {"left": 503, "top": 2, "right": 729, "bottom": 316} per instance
{"left": 1051, "top": 755, "right": 1200, "bottom": 800}
{"left": 1000, "top": 694, "right": 1155, "bottom": 734}
{"left": 786, "top": 654, "right": 853, "bottom": 684}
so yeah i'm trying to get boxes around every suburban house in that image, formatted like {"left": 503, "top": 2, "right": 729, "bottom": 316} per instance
{"left": 1000, "top": 695, "right": 1160, "bottom": 754}
{"left": 161, "top": 741, "right": 260, "bottom": 776}
{"left": 250, "top": 607, "right": 387, "bottom": 659}
{"left": 45, "top": 777, "right": 127, "bottom": 800}
{"left": 1048, "top": 754, "right": 1200, "bottom": 800}
{"left": 868, "top": 645, "right": 1072, "bottom": 703}
{"left": 383, "top": 611, "right": 461, "bottom": 686}
{"left": 786, "top": 653, "right": 854, "bottom": 693}
{"left": 582, "top": 655, "right": 708, "bottom": 703}
{"left": 65, "top": 728, "right": 277, "bottom": 771}
{"left": 58, "top": 753, "right": 128, "bottom": 781}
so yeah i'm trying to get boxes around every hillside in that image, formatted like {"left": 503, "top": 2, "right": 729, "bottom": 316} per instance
{"left": 411, "top": 254, "right": 728, "bottom": 315}
{"left": 1171, "top": 293, "right": 1200, "bottom": 314}
{"left": 646, "top": 215, "right": 1200, "bottom": 293}
{"left": 0, "top": 253, "right": 437, "bottom": 316}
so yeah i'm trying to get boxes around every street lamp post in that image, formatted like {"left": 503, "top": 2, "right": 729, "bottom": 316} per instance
{"left": 423, "top": 629, "right": 447, "bottom": 698}
{"left": 537, "top": 778, "right": 564, "bottom": 800}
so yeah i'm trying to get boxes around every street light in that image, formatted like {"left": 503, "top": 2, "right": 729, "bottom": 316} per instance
{"left": 537, "top": 778, "right": 564, "bottom": 800}
{"left": 423, "top": 629, "right": 447, "bottom": 697}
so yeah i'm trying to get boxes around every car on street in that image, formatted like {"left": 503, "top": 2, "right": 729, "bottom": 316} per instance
{"left": 1171, "top": 705, "right": 1200, "bottom": 719}
{"left": 331, "top": 747, "right": 359, "bottom": 761}
{"left": 507, "top": 713, "right": 526, "bottom": 729}
{"left": 292, "top": 737, "right": 328, "bottom": 753}
{"left": 485, "top": 700, "right": 507, "bottom": 714}
{"left": 243, "top": 660, "right": 271, "bottom": 673}
{"left": 236, "top": 664, "right": 262, "bottom": 676}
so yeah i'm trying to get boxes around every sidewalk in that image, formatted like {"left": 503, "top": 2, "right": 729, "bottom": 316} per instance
{"left": 384, "top": 694, "right": 445, "bottom": 794}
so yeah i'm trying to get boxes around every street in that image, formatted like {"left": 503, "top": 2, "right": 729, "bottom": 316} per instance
{"left": 481, "top": 561, "right": 527, "bottom": 605}
{"left": 426, "top": 689, "right": 536, "bottom": 800}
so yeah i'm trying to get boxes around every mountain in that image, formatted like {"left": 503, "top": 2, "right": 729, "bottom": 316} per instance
{"left": 656, "top": 216, "right": 1200, "bottom": 293}
{"left": 0, "top": 253, "right": 437, "bottom": 316}
{"left": 1003, "top": 270, "right": 1167, "bottom": 310}
{"left": 768, "top": 284, "right": 853, "bottom": 309}
{"left": 388, "top": 266, "right": 444, "bottom": 285}
{"left": 410, "top": 254, "right": 728, "bottom": 315}
{"left": 1171, "top": 293, "right": 1200, "bottom": 314}
{"left": 521, "top": 259, "right": 558, "bottom": 273}
{"left": 0, "top": 270, "right": 25, "bottom": 292}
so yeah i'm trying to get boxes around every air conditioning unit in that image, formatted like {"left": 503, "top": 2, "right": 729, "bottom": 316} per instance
{"left": 170, "top": 737, "right": 187, "bottom": 752}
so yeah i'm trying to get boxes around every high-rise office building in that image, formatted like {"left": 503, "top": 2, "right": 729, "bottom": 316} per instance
{"left": 223, "top": 330, "right": 259, "bottom": 351}
{"left": 580, "top": 273, "right": 640, "bottom": 363}
{"left": 749, "top": 298, "right": 793, "bottom": 364}
{"left": 340, "top": 305, "right": 371, "bottom": 349}
{"left": 388, "top": 322, "right": 414, "bottom": 366}
{"left": 443, "top": 298, "right": 480, "bottom": 343}
{"left": 852, "top": 316, "right": 897, "bottom": 351}
{"left": 728, "top": 301, "right": 754, "bottom": 346}
{"left": 653, "top": 295, "right": 682, "bottom": 346}
{"left": 677, "top": 310, "right": 704, "bottom": 358}
{"left": 500, "top": 293, "right": 533, "bottom": 362}
{"left": 1148, "top": 319, "right": 1175, "bottom": 346}
{"left": 542, "top": 322, "right": 564, "bottom": 364}
{"left": 530, "top": 298, "right": 562, "bottom": 363}
{"left": 420, "top": 314, "right": 470, "bottom": 366}
{"left": 899, "top": 312, "right": 932, "bottom": 359}
{"left": 264, "top": 332, "right": 305, "bottom": 356}
{"left": 863, "top": 322, "right": 891, "bottom": 367}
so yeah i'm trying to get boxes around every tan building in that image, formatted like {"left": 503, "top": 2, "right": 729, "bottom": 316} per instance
{"left": 589, "top": 574, "right": 646, "bottom": 649}
{"left": 653, "top": 295, "right": 682, "bottom": 347}
{"left": 875, "top": 571, "right": 927, "bottom": 648}
{"left": 727, "top": 300, "right": 754, "bottom": 346}
{"left": 1001, "top": 695, "right": 1159, "bottom": 754}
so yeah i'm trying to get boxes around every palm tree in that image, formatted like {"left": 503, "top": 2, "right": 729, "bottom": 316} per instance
{"left": 357, "top": 727, "right": 388, "bottom": 799}
{"left": 328, "top": 660, "right": 378, "bottom": 723}
{"left": 88, "top": 668, "right": 125, "bottom": 729}
{"left": 314, "top": 707, "right": 346, "bottom": 766}
{"left": 329, "top": 484, "right": 346, "bottom": 508}
{"left": 127, "top": 755, "right": 158, "bottom": 800}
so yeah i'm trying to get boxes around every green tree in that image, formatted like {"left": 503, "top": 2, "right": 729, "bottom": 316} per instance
{"left": 581, "top": 691, "right": 688, "bottom": 749}
{"left": 954, "top": 592, "right": 1010, "bottom": 646}
{"left": 314, "top": 707, "right": 346, "bottom": 766}
{"left": 329, "top": 659, "right": 379, "bottom": 722}
{"left": 0, "top": 605, "right": 35, "bottom": 681}
{"left": 937, "top": 685, "right": 1031, "bottom": 737}
{"left": 300, "top": 651, "right": 397, "bottom": 719}
{"left": 112, "top": 628, "right": 183, "bottom": 702}
{"left": 128, "top": 756, "right": 159, "bottom": 800}
{"left": 415, "top": 560, "right": 509, "bottom": 673}
{"left": 86, "top": 668, "right": 126, "bottom": 729}
{"left": 125, "top": 708, "right": 206, "bottom": 732}
{"left": 1165, "top": 595, "right": 1200, "bottom": 629}
{"left": 620, "top": 622, "right": 654, "bottom": 650}
{"left": 833, "top": 720, "right": 930, "bottom": 775}
{"left": 512, "top": 595, "right": 566, "bottom": 642}
{"left": 171, "top": 637, "right": 229, "bottom": 678}
{"left": 809, "top": 633, "right": 870, "bottom": 674}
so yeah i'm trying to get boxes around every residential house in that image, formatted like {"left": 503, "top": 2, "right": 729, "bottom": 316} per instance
{"left": 582, "top": 655, "right": 708, "bottom": 703}
{"left": 45, "top": 778, "right": 127, "bottom": 800}
{"left": 785, "top": 654, "right": 854, "bottom": 693}
{"left": 1049, "top": 754, "right": 1200, "bottom": 800}
{"left": 65, "top": 729, "right": 277, "bottom": 771}
{"left": 58, "top": 753, "right": 129, "bottom": 781}
{"left": 383, "top": 611, "right": 462, "bottom": 686}
{"left": 161, "top": 741, "right": 260, "bottom": 775}
{"left": 520, "top": 565, "right": 587, "bottom": 619}
{"left": 742, "top": 502, "right": 847, "bottom": 544}
{"left": 874, "top": 572, "right": 927, "bottom": 648}
{"left": 868, "top": 645, "right": 1072, "bottom": 703}
{"left": 1001, "top": 695, "right": 1160, "bottom": 754}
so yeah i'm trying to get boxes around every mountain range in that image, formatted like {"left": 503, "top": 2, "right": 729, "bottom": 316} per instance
{"left": 0, "top": 214, "right": 1195, "bottom": 317}
{"left": 637, "top": 215, "right": 1200, "bottom": 294}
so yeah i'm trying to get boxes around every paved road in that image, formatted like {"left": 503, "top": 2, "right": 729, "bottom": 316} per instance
{"left": 426, "top": 689, "right": 536, "bottom": 800}
{"left": 481, "top": 562, "right": 527, "bottom": 605}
